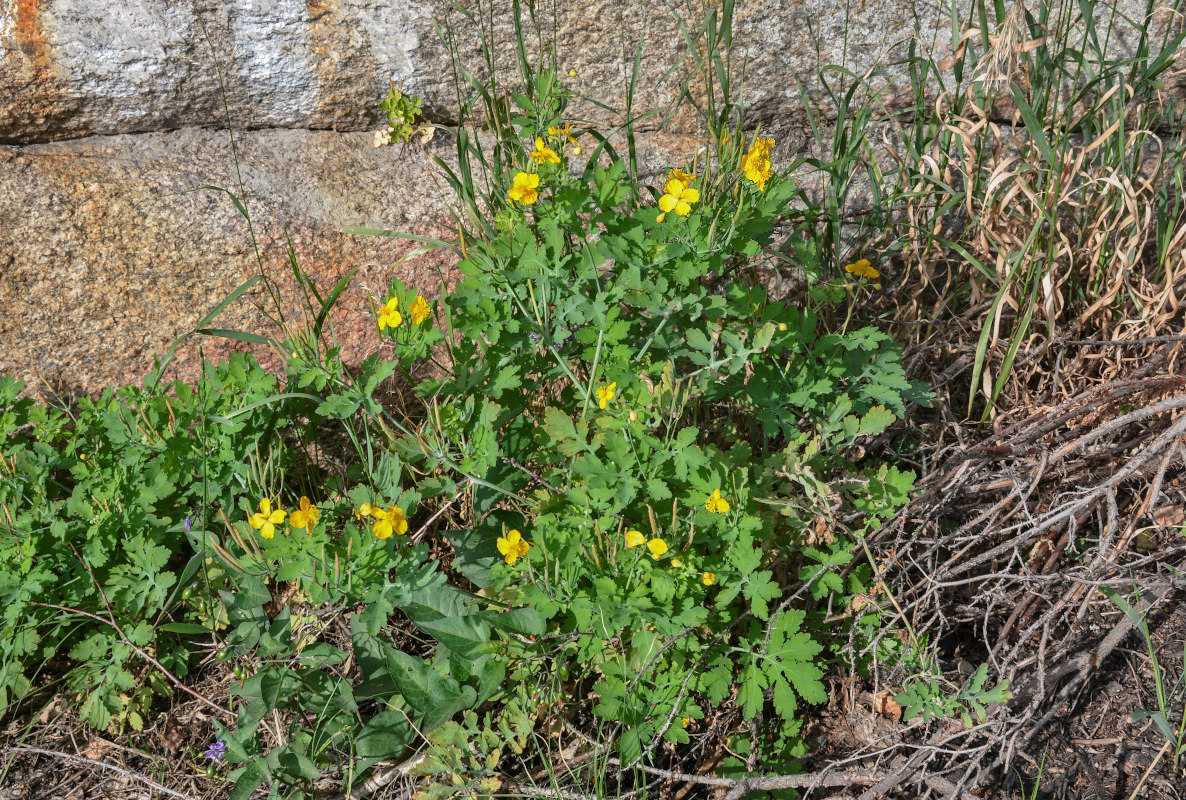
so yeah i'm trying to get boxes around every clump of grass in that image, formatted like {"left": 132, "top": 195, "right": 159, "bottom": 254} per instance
{"left": 790, "top": 0, "right": 1186, "bottom": 415}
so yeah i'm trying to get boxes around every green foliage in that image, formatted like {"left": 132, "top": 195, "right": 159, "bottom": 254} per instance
{"left": 0, "top": 357, "right": 289, "bottom": 728}
{"left": 894, "top": 662, "right": 1010, "bottom": 728}
{"left": 386, "top": 40, "right": 933, "bottom": 774}
{"left": 379, "top": 84, "right": 424, "bottom": 144}
{"left": 1104, "top": 584, "right": 1186, "bottom": 767}
{"left": 0, "top": 1, "right": 945, "bottom": 795}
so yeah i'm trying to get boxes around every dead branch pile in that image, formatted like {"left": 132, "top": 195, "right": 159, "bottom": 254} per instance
{"left": 852, "top": 339, "right": 1186, "bottom": 797}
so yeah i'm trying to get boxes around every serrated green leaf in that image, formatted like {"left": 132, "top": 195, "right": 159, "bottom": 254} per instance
{"left": 738, "top": 663, "right": 768, "bottom": 719}
{"left": 858, "top": 405, "right": 896, "bottom": 437}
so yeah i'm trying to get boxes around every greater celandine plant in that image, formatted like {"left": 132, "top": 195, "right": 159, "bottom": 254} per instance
{"left": 0, "top": 22, "right": 934, "bottom": 800}
{"left": 379, "top": 60, "right": 933, "bottom": 776}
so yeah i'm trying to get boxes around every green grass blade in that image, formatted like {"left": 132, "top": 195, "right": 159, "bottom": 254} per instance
{"left": 196, "top": 328, "right": 276, "bottom": 346}
{"left": 1010, "top": 84, "right": 1055, "bottom": 164}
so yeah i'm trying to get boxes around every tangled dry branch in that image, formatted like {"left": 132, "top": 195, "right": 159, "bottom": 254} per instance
{"left": 851, "top": 340, "right": 1186, "bottom": 796}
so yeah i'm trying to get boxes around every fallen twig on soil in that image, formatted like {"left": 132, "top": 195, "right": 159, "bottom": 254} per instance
{"left": 0, "top": 745, "right": 195, "bottom": 799}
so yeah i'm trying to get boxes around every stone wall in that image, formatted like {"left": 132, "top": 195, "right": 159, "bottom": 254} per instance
{"left": 0, "top": 0, "right": 1180, "bottom": 395}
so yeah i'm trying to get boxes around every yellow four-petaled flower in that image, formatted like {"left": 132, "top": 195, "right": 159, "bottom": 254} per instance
{"left": 378, "top": 297, "right": 403, "bottom": 330}
{"left": 249, "top": 498, "right": 286, "bottom": 539}
{"left": 372, "top": 505, "right": 409, "bottom": 539}
{"left": 702, "top": 571, "right": 717, "bottom": 586}
{"left": 497, "top": 529, "right": 532, "bottom": 564}
{"left": 658, "top": 177, "right": 700, "bottom": 219}
{"left": 289, "top": 496, "right": 320, "bottom": 535}
{"left": 508, "top": 172, "right": 540, "bottom": 205}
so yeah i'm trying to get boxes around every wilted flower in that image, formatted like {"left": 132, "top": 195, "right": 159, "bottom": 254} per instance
{"left": 647, "top": 537, "right": 669, "bottom": 561}
{"left": 596, "top": 382, "right": 617, "bottom": 410}
{"left": 530, "top": 137, "right": 561, "bottom": 164}
{"left": 705, "top": 489, "right": 730, "bottom": 514}
{"left": 410, "top": 295, "right": 432, "bottom": 324}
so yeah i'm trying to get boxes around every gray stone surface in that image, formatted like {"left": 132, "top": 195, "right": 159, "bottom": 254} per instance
{"left": 0, "top": 128, "right": 459, "bottom": 395}
{"left": 0, "top": 0, "right": 1182, "bottom": 394}
{"left": 4, "top": 1, "right": 1180, "bottom": 143}
{"left": 0, "top": 124, "right": 705, "bottom": 396}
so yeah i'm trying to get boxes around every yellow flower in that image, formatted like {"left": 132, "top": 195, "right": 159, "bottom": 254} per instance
{"left": 742, "top": 137, "right": 774, "bottom": 191}
{"left": 778, "top": 322, "right": 788, "bottom": 332}
{"left": 248, "top": 498, "right": 286, "bottom": 539}
{"left": 625, "top": 529, "right": 646, "bottom": 549}
{"left": 568, "top": 68, "right": 577, "bottom": 77}
{"left": 681, "top": 716, "right": 691, "bottom": 729}
{"left": 289, "top": 496, "right": 320, "bottom": 535}
{"left": 355, "top": 502, "right": 374, "bottom": 520}
{"left": 749, "top": 136, "right": 774, "bottom": 158}
{"left": 373, "top": 505, "right": 409, "bottom": 539}
{"left": 658, "top": 178, "right": 700, "bottom": 217}
{"left": 596, "top": 381, "right": 617, "bottom": 410}
{"left": 377, "top": 297, "right": 403, "bottom": 330}
{"left": 702, "top": 571, "right": 717, "bottom": 586}
{"left": 705, "top": 489, "right": 730, "bottom": 514}
{"left": 844, "top": 258, "right": 880, "bottom": 279}
{"left": 549, "top": 124, "right": 581, "bottom": 155}
{"left": 530, "top": 137, "right": 561, "bottom": 164}
{"left": 497, "top": 529, "right": 531, "bottom": 565}
{"left": 507, "top": 171, "right": 540, "bottom": 205}
{"left": 410, "top": 295, "right": 431, "bottom": 325}
{"left": 647, "top": 537, "right": 669, "bottom": 560}
{"left": 668, "top": 168, "right": 696, "bottom": 185}
{"left": 670, "top": 557, "right": 683, "bottom": 568}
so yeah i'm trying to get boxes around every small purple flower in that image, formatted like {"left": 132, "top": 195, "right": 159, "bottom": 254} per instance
{"left": 184, "top": 517, "right": 193, "bottom": 533}
{"left": 203, "top": 741, "right": 226, "bottom": 760}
